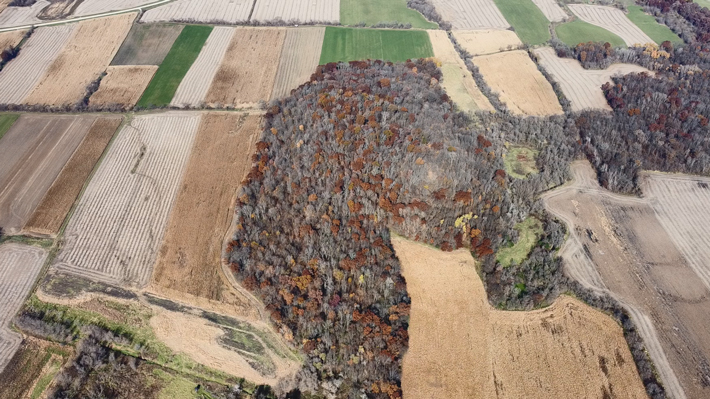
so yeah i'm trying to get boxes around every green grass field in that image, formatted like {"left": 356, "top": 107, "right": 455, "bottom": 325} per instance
{"left": 492, "top": 0, "right": 550, "bottom": 45}
{"left": 319, "top": 27, "right": 434, "bottom": 64}
{"left": 696, "top": 0, "right": 710, "bottom": 9}
{"left": 340, "top": 0, "right": 437, "bottom": 28}
{"left": 626, "top": 5, "right": 682, "bottom": 44}
{"left": 136, "top": 25, "right": 213, "bottom": 108}
{"left": 555, "top": 19, "right": 626, "bottom": 47}
{"left": 504, "top": 146, "right": 539, "bottom": 179}
{"left": 496, "top": 217, "right": 543, "bottom": 267}
{"left": 0, "top": 113, "right": 19, "bottom": 142}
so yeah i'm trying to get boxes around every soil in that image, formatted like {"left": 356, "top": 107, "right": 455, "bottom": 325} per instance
{"left": 0, "top": 29, "right": 25, "bottom": 51}
{"left": 111, "top": 23, "right": 184, "bottom": 66}
{"left": 568, "top": 4, "right": 653, "bottom": 46}
{"left": 140, "top": 0, "right": 253, "bottom": 24}
{"left": 251, "top": 0, "right": 340, "bottom": 23}
{"left": 89, "top": 66, "right": 157, "bottom": 107}
{"left": 0, "top": 336, "right": 70, "bottom": 397}
{"left": 429, "top": 0, "right": 509, "bottom": 29}
{"left": 452, "top": 29, "right": 523, "bottom": 56}
{"left": 271, "top": 27, "right": 325, "bottom": 100}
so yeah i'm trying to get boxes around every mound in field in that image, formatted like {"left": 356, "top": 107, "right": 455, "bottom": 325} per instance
{"left": 141, "top": 0, "right": 252, "bottom": 24}
{"left": 393, "top": 236, "right": 647, "bottom": 399}
{"left": 533, "top": 46, "right": 650, "bottom": 112}
{"left": 0, "top": 25, "right": 74, "bottom": 105}
{"left": 0, "top": 115, "right": 97, "bottom": 234}
{"left": 0, "top": 29, "right": 25, "bottom": 52}
{"left": 429, "top": 0, "right": 509, "bottom": 29}
{"left": 0, "top": 243, "right": 47, "bottom": 373}
{"left": 111, "top": 23, "right": 184, "bottom": 66}
{"left": 89, "top": 66, "right": 157, "bottom": 108}
{"left": 204, "top": 27, "right": 286, "bottom": 107}
{"left": 24, "top": 117, "right": 122, "bottom": 236}
{"left": 0, "top": 1, "right": 46, "bottom": 28}
{"left": 53, "top": 113, "right": 200, "bottom": 288}
{"left": 452, "top": 29, "right": 522, "bottom": 56}
{"left": 251, "top": 0, "right": 339, "bottom": 23}
{"left": 530, "top": 0, "right": 567, "bottom": 22}
{"left": 428, "top": 30, "right": 493, "bottom": 112}
{"left": 271, "top": 27, "right": 325, "bottom": 100}
{"left": 568, "top": 4, "right": 653, "bottom": 46}
{"left": 24, "top": 13, "right": 135, "bottom": 107}
{"left": 473, "top": 50, "right": 563, "bottom": 116}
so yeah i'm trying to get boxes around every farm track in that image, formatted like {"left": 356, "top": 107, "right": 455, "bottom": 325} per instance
{"left": 0, "top": 25, "right": 74, "bottom": 105}
{"left": 271, "top": 27, "right": 325, "bottom": 100}
{"left": 530, "top": 0, "right": 567, "bottom": 22}
{"left": 0, "top": 243, "right": 47, "bottom": 373}
{"left": 251, "top": 0, "right": 339, "bottom": 23}
{"left": 568, "top": 4, "right": 653, "bottom": 46}
{"left": 53, "top": 113, "right": 200, "bottom": 288}
{"left": 430, "top": 0, "right": 509, "bottom": 29}
{"left": 141, "top": 0, "right": 252, "bottom": 24}
{"left": 452, "top": 29, "right": 522, "bottom": 56}
{"left": 171, "top": 27, "right": 234, "bottom": 108}
{"left": 89, "top": 66, "right": 158, "bottom": 107}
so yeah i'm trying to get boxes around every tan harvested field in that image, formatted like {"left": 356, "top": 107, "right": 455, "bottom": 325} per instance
{"left": 0, "top": 115, "right": 96, "bottom": 234}
{"left": 0, "top": 243, "right": 47, "bottom": 373}
{"left": 430, "top": 0, "right": 509, "bottom": 29}
{"left": 530, "top": 0, "right": 567, "bottom": 22}
{"left": 543, "top": 161, "right": 710, "bottom": 399}
{"left": 533, "top": 46, "right": 649, "bottom": 111}
{"left": 392, "top": 236, "right": 647, "bottom": 399}
{"left": 0, "top": 29, "right": 24, "bottom": 52}
{"left": 171, "top": 27, "right": 234, "bottom": 108}
{"left": 473, "top": 50, "right": 563, "bottom": 115}
{"left": 23, "top": 13, "right": 135, "bottom": 107}
{"left": 24, "top": 117, "right": 122, "bottom": 236}
{"left": 271, "top": 27, "right": 325, "bottom": 100}
{"left": 111, "top": 23, "right": 184, "bottom": 66}
{"left": 73, "top": 0, "right": 155, "bottom": 16}
{"left": 428, "top": 30, "right": 494, "bottom": 112}
{"left": 0, "top": 25, "right": 74, "bottom": 105}
{"left": 0, "top": 0, "right": 9, "bottom": 14}
{"left": 89, "top": 66, "right": 157, "bottom": 107}
{"left": 141, "top": 0, "right": 252, "bottom": 24}
{"left": 151, "top": 114, "right": 260, "bottom": 319}
{"left": 453, "top": 29, "right": 522, "bottom": 56}
{"left": 205, "top": 28, "right": 285, "bottom": 107}
{"left": 52, "top": 113, "right": 200, "bottom": 288}
{"left": 568, "top": 4, "right": 654, "bottom": 46}
{"left": 0, "top": 1, "right": 46, "bottom": 28}
{"left": 251, "top": 0, "right": 339, "bottom": 23}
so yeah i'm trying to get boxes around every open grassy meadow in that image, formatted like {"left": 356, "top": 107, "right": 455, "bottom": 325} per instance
{"left": 0, "top": 113, "right": 19, "bottom": 141}
{"left": 696, "top": 0, "right": 710, "bottom": 9}
{"left": 492, "top": 0, "right": 550, "bottom": 45}
{"left": 340, "top": 0, "right": 437, "bottom": 28}
{"left": 137, "top": 25, "right": 213, "bottom": 108}
{"left": 555, "top": 19, "right": 625, "bottom": 47}
{"left": 496, "top": 217, "right": 543, "bottom": 267}
{"left": 320, "top": 27, "right": 434, "bottom": 64}
{"left": 626, "top": 5, "right": 682, "bottom": 44}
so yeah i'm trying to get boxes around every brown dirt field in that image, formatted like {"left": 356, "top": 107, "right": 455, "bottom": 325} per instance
{"left": 0, "top": 29, "right": 25, "bottom": 52}
{"left": 473, "top": 50, "right": 563, "bottom": 116}
{"left": 23, "top": 13, "right": 136, "bottom": 106}
{"left": 392, "top": 235, "right": 647, "bottom": 399}
{"left": 89, "top": 66, "right": 157, "bottom": 107}
{"left": 205, "top": 28, "right": 285, "bottom": 106}
{"left": 150, "top": 113, "right": 260, "bottom": 320}
{"left": 23, "top": 116, "right": 122, "bottom": 237}
{"left": 453, "top": 29, "right": 523, "bottom": 56}
{"left": 543, "top": 161, "right": 709, "bottom": 399}
{"left": 0, "top": 0, "right": 10, "bottom": 14}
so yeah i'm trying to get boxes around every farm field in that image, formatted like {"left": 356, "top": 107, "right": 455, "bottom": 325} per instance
{"left": 171, "top": 27, "right": 234, "bottom": 108}
{"left": 0, "top": 25, "right": 74, "bottom": 105}
{"left": 533, "top": 46, "right": 649, "bottom": 112}
{"left": 696, "top": 0, "right": 710, "bottom": 9}
{"left": 150, "top": 113, "right": 260, "bottom": 319}
{"left": 492, "top": 0, "right": 550, "bottom": 45}
{"left": 0, "top": 1, "right": 45, "bottom": 28}
{"left": 473, "top": 50, "right": 563, "bottom": 116}
{"left": 204, "top": 28, "right": 285, "bottom": 107}
{"left": 555, "top": 19, "right": 626, "bottom": 47}
{"left": 0, "top": 336, "right": 70, "bottom": 398}
{"left": 626, "top": 5, "right": 682, "bottom": 44}
{"left": 23, "top": 13, "right": 135, "bottom": 107}
{"left": 89, "top": 65, "right": 158, "bottom": 108}
{"left": 52, "top": 113, "right": 200, "bottom": 288}
{"left": 452, "top": 29, "right": 522, "bottom": 55}
{"left": 530, "top": 0, "right": 567, "bottom": 22}
{"left": 320, "top": 27, "right": 433, "bottom": 64}
{"left": 73, "top": 0, "right": 154, "bottom": 16}
{"left": 0, "top": 243, "right": 47, "bottom": 373}
{"left": 24, "top": 117, "right": 122, "bottom": 236}
{"left": 393, "top": 236, "right": 647, "bottom": 399}
{"left": 111, "top": 23, "right": 184, "bottom": 66}
{"left": 251, "top": 0, "right": 339, "bottom": 23}
{"left": 428, "top": 30, "right": 493, "bottom": 112}
{"left": 429, "top": 0, "right": 509, "bottom": 29}
{"left": 0, "top": 29, "right": 24, "bottom": 52}
{"left": 136, "top": 25, "right": 213, "bottom": 108}
{"left": 271, "top": 27, "right": 325, "bottom": 100}
{"left": 543, "top": 161, "right": 710, "bottom": 399}
{"left": 0, "top": 115, "right": 96, "bottom": 234}
{"left": 340, "top": 0, "right": 436, "bottom": 28}
{"left": 141, "top": 0, "right": 252, "bottom": 24}
{"left": 568, "top": 4, "right": 654, "bottom": 46}
{"left": 0, "top": 113, "right": 18, "bottom": 141}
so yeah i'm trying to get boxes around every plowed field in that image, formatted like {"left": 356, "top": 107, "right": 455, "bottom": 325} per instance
{"left": 452, "top": 29, "right": 522, "bottom": 56}
{"left": 24, "top": 13, "right": 135, "bottom": 106}
{"left": 141, "top": 0, "right": 252, "bottom": 24}
{"left": 530, "top": 0, "right": 567, "bottom": 22}
{"left": 53, "top": 113, "right": 200, "bottom": 288}
{"left": 73, "top": 0, "right": 154, "bottom": 15}
{"left": 429, "top": 0, "right": 509, "bottom": 29}
{"left": 89, "top": 66, "right": 157, "bottom": 108}
{"left": 0, "top": 1, "right": 45, "bottom": 28}
{"left": 251, "top": 0, "right": 339, "bottom": 23}
{"left": 568, "top": 4, "right": 653, "bottom": 46}
{"left": 271, "top": 27, "right": 325, "bottom": 100}
{"left": 111, "top": 23, "right": 184, "bottom": 66}
{"left": 393, "top": 236, "right": 647, "bottom": 399}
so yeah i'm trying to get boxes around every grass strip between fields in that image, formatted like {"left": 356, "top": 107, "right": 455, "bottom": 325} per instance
{"left": 555, "top": 19, "right": 626, "bottom": 47}
{"left": 320, "top": 27, "right": 434, "bottom": 64}
{"left": 492, "top": 0, "right": 550, "bottom": 45}
{"left": 340, "top": 0, "right": 437, "bottom": 29}
{"left": 496, "top": 217, "right": 543, "bottom": 267}
{"left": 136, "top": 25, "right": 213, "bottom": 107}
{"left": 626, "top": 5, "right": 682, "bottom": 44}
{"left": 0, "top": 113, "right": 19, "bottom": 142}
